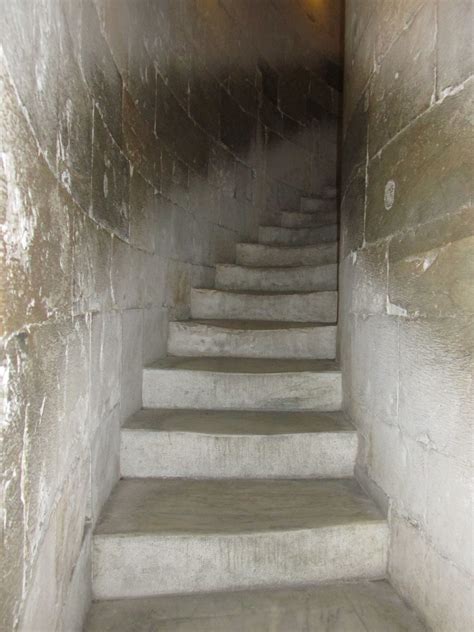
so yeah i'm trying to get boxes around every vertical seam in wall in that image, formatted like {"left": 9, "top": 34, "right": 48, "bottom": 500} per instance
{"left": 432, "top": 0, "right": 439, "bottom": 104}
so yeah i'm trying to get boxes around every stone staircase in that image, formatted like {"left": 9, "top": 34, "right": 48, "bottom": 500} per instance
{"left": 86, "top": 191, "right": 425, "bottom": 630}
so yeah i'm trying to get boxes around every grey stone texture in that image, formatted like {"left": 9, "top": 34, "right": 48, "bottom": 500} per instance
{"left": 341, "top": 2, "right": 474, "bottom": 630}
{"left": 168, "top": 320, "right": 337, "bottom": 359}
{"left": 1, "top": 1, "right": 342, "bottom": 629}
{"left": 85, "top": 580, "right": 425, "bottom": 632}
{"left": 120, "top": 409, "right": 356, "bottom": 479}
{"left": 92, "top": 478, "right": 388, "bottom": 599}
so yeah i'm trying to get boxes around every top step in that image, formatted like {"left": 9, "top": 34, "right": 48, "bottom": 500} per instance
{"left": 299, "top": 197, "right": 337, "bottom": 213}
{"left": 300, "top": 197, "right": 337, "bottom": 213}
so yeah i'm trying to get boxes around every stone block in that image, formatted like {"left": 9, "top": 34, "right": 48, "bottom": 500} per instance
{"left": 341, "top": 93, "right": 368, "bottom": 194}
{"left": 19, "top": 461, "right": 90, "bottom": 632}
{"left": 369, "top": 2, "right": 436, "bottom": 156}
{"left": 425, "top": 450, "right": 473, "bottom": 575}
{"left": 344, "top": 242, "right": 388, "bottom": 315}
{"left": 390, "top": 513, "right": 474, "bottom": 632}
{"left": 366, "top": 80, "right": 473, "bottom": 242}
{"left": 120, "top": 308, "right": 143, "bottom": 423}
{"left": 189, "top": 61, "right": 221, "bottom": 138}
{"left": 373, "top": 0, "right": 425, "bottom": 63}
{"left": 142, "top": 306, "right": 168, "bottom": 365}
{"left": 340, "top": 165, "right": 366, "bottom": 257}
{"left": 398, "top": 316, "right": 473, "bottom": 464}
{"left": 89, "top": 311, "right": 121, "bottom": 437}
{"left": 368, "top": 423, "right": 427, "bottom": 525}
{"left": 72, "top": 209, "right": 113, "bottom": 315}
{"left": 220, "top": 87, "right": 257, "bottom": 160}
{"left": 1, "top": 0, "right": 60, "bottom": 165}
{"left": 91, "top": 405, "right": 120, "bottom": 523}
{"left": 57, "top": 14, "right": 93, "bottom": 212}
{"left": 129, "top": 170, "right": 157, "bottom": 253}
{"left": 122, "top": 90, "right": 161, "bottom": 190}
{"left": 91, "top": 106, "right": 130, "bottom": 239}
{"left": 77, "top": 0, "right": 123, "bottom": 143}
{"left": 437, "top": 0, "right": 474, "bottom": 95}
{"left": 344, "top": 314, "right": 399, "bottom": 432}
{"left": 59, "top": 527, "right": 92, "bottom": 632}
{"left": 388, "top": 236, "right": 474, "bottom": 318}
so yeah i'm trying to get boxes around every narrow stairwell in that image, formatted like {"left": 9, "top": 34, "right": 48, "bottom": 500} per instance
{"left": 86, "top": 191, "right": 425, "bottom": 630}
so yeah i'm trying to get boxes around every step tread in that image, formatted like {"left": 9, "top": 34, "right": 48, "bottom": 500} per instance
{"left": 85, "top": 581, "right": 426, "bottom": 632}
{"left": 123, "top": 409, "right": 353, "bottom": 436}
{"left": 95, "top": 478, "right": 384, "bottom": 537}
{"left": 171, "top": 319, "right": 337, "bottom": 330}
{"left": 216, "top": 262, "right": 336, "bottom": 272}
{"left": 237, "top": 241, "right": 338, "bottom": 251}
{"left": 193, "top": 287, "right": 337, "bottom": 296}
{"left": 260, "top": 223, "right": 338, "bottom": 231}
{"left": 145, "top": 356, "right": 339, "bottom": 374}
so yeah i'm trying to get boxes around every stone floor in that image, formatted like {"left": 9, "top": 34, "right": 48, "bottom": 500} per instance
{"left": 85, "top": 580, "right": 426, "bottom": 631}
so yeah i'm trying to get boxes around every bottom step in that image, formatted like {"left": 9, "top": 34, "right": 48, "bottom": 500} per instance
{"left": 92, "top": 478, "right": 388, "bottom": 599}
{"left": 86, "top": 580, "right": 426, "bottom": 631}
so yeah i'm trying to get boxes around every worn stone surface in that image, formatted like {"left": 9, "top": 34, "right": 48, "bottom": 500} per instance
{"left": 342, "top": 3, "right": 474, "bottom": 630}
{"left": 1, "top": 0, "right": 343, "bottom": 628}
{"left": 215, "top": 263, "right": 338, "bottom": 292}
{"left": 121, "top": 409, "right": 356, "bottom": 479}
{"left": 258, "top": 223, "right": 338, "bottom": 246}
{"left": 142, "top": 357, "right": 341, "bottom": 412}
{"left": 92, "top": 478, "right": 387, "bottom": 598}
{"left": 85, "top": 580, "right": 426, "bottom": 632}
{"left": 236, "top": 241, "right": 338, "bottom": 268}
{"left": 191, "top": 288, "right": 338, "bottom": 322}
{"left": 168, "top": 320, "right": 337, "bottom": 360}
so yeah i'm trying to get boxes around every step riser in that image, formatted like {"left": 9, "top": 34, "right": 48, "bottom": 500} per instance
{"left": 191, "top": 290, "right": 338, "bottom": 322}
{"left": 121, "top": 431, "right": 357, "bottom": 478}
{"left": 142, "top": 370, "right": 342, "bottom": 411}
{"left": 168, "top": 323, "right": 337, "bottom": 359}
{"left": 271, "top": 210, "right": 337, "bottom": 228}
{"left": 215, "top": 264, "right": 337, "bottom": 292}
{"left": 93, "top": 526, "right": 388, "bottom": 599}
{"left": 235, "top": 243, "right": 338, "bottom": 268}
{"left": 300, "top": 198, "right": 337, "bottom": 213}
{"left": 259, "top": 224, "right": 338, "bottom": 246}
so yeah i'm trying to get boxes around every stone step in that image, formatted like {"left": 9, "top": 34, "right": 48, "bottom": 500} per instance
{"left": 191, "top": 288, "right": 338, "bottom": 323}
{"left": 143, "top": 357, "right": 341, "bottom": 411}
{"left": 215, "top": 263, "right": 337, "bottom": 292}
{"left": 300, "top": 196, "right": 337, "bottom": 212}
{"left": 92, "top": 478, "right": 388, "bottom": 599}
{"left": 322, "top": 184, "right": 337, "bottom": 198}
{"left": 236, "top": 241, "right": 338, "bottom": 267}
{"left": 121, "top": 409, "right": 356, "bottom": 478}
{"left": 258, "top": 224, "right": 338, "bottom": 246}
{"left": 277, "top": 209, "right": 337, "bottom": 228}
{"left": 86, "top": 580, "right": 426, "bottom": 632}
{"left": 168, "top": 319, "right": 337, "bottom": 359}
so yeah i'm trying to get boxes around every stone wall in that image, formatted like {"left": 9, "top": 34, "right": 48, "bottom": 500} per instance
{"left": 340, "top": 1, "right": 473, "bottom": 630}
{"left": 0, "top": 1, "right": 341, "bottom": 629}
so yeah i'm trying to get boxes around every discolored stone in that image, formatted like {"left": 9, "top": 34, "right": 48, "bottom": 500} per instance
{"left": 366, "top": 81, "right": 473, "bottom": 242}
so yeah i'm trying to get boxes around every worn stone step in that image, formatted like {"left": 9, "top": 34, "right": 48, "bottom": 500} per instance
{"left": 259, "top": 224, "right": 338, "bottom": 246}
{"left": 236, "top": 241, "right": 338, "bottom": 267}
{"left": 215, "top": 263, "right": 337, "bottom": 292}
{"left": 277, "top": 209, "right": 337, "bottom": 228}
{"left": 92, "top": 478, "right": 388, "bottom": 599}
{"left": 191, "top": 288, "right": 338, "bottom": 322}
{"left": 86, "top": 580, "right": 426, "bottom": 632}
{"left": 300, "top": 196, "right": 337, "bottom": 212}
{"left": 168, "top": 319, "right": 337, "bottom": 359}
{"left": 322, "top": 184, "right": 337, "bottom": 198}
{"left": 121, "top": 409, "right": 356, "bottom": 478}
{"left": 143, "top": 357, "right": 341, "bottom": 411}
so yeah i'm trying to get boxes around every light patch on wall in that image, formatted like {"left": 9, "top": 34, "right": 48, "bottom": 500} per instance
{"left": 384, "top": 180, "right": 396, "bottom": 210}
